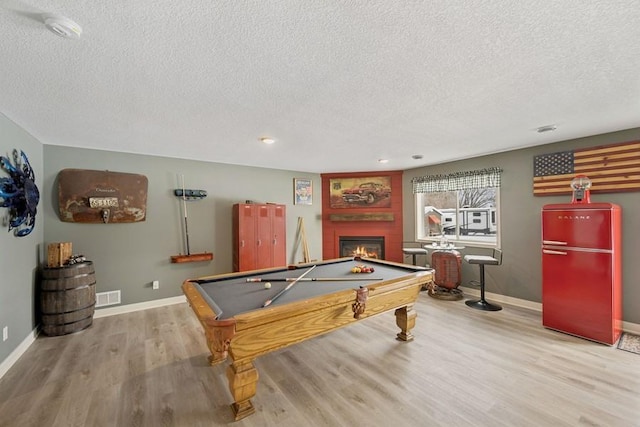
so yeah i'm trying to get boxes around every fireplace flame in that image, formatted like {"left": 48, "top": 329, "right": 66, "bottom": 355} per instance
{"left": 352, "top": 246, "right": 378, "bottom": 258}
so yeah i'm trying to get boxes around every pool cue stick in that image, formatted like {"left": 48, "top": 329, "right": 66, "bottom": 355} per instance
{"left": 248, "top": 277, "right": 383, "bottom": 282}
{"left": 262, "top": 265, "right": 317, "bottom": 307}
{"left": 181, "top": 174, "right": 191, "bottom": 255}
{"left": 300, "top": 217, "right": 310, "bottom": 263}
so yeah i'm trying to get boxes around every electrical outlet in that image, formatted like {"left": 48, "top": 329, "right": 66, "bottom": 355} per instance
{"left": 152, "top": 280, "right": 159, "bottom": 290}
{"left": 2, "top": 326, "right": 7, "bottom": 342}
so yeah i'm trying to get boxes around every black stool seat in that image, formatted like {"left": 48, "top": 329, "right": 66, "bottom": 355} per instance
{"left": 402, "top": 248, "right": 428, "bottom": 266}
{"left": 464, "top": 250, "right": 502, "bottom": 311}
{"left": 464, "top": 254, "right": 500, "bottom": 266}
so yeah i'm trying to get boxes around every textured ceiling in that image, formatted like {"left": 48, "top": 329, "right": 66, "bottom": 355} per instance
{"left": 1, "top": 1, "right": 640, "bottom": 173}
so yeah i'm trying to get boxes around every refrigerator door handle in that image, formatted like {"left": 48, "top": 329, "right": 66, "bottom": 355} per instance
{"left": 543, "top": 249, "right": 567, "bottom": 255}
{"left": 542, "top": 240, "right": 568, "bottom": 245}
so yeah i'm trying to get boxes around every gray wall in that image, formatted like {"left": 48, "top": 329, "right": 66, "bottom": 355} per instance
{"left": 403, "top": 127, "right": 640, "bottom": 324}
{"left": 3, "top": 112, "right": 640, "bottom": 369}
{"left": 42, "top": 146, "right": 323, "bottom": 305}
{"left": 0, "top": 113, "right": 44, "bottom": 363}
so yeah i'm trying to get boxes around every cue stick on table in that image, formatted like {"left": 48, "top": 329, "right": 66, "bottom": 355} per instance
{"left": 247, "top": 277, "right": 383, "bottom": 282}
{"left": 262, "top": 265, "right": 317, "bottom": 308}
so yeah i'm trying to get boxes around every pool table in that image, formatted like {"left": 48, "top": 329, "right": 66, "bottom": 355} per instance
{"left": 182, "top": 256, "right": 433, "bottom": 420}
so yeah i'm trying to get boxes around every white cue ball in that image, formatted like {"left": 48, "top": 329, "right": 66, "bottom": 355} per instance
{"left": 264, "top": 282, "right": 272, "bottom": 289}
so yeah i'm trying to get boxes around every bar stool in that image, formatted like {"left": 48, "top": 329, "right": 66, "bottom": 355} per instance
{"left": 464, "top": 248, "right": 502, "bottom": 311}
{"left": 402, "top": 247, "right": 429, "bottom": 267}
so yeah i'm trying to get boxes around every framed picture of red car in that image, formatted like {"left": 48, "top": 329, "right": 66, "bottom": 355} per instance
{"left": 329, "top": 176, "right": 391, "bottom": 208}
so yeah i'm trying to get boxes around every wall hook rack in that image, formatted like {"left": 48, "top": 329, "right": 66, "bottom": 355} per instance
{"left": 170, "top": 176, "right": 213, "bottom": 264}
{"left": 173, "top": 189, "right": 207, "bottom": 200}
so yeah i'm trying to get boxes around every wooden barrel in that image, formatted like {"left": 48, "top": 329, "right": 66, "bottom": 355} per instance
{"left": 41, "top": 261, "right": 96, "bottom": 336}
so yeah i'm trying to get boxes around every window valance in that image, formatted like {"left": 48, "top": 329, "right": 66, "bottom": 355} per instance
{"left": 412, "top": 167, "right": 502, "bottom": 193}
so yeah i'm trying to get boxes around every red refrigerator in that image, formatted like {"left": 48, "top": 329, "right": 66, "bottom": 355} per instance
{"left": 541, "top": 202, "right": 622, "bottom": 345}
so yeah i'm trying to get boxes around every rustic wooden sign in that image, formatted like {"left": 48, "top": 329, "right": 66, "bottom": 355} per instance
{"left": 58, "top": 169, "right": 148, "bottom": 223}
{"left": 533, "top": 140, "right": 640, "bottom": 196}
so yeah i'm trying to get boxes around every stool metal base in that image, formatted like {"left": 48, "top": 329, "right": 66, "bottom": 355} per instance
{"left": 465, "top": 299, "right": 502, "bottom": 311}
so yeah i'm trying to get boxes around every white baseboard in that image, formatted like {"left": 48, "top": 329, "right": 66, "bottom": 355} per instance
{"left": 0, "top": 295, "right": 187, "bottom": 381}
{"left": 459, "top": 286, "right": 543, "bottom": 312}
{"left": 93, "top": 295, "right": 187, "bottom": 318}
{"left": 459, "top": 286, "right": 640, "bottom": 334}
{"left": 0, "top": 327, "right": 39, "bottom": 380}
{"left": 2, "top": 292, "right": 639, "bottom": 382}
{"left": 622, "top": 322, "right": 640, "bottom": 335}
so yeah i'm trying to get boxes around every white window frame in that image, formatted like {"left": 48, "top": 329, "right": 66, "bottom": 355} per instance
{"left": 412, "top": 167, "right": 502, "bottom": 249}
{"left": 414, "top": 190, "right": 501, "bottom": 249}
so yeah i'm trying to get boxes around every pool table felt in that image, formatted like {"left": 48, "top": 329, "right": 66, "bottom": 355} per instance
{"left": 191, "top": 258, "right": 425, "bottom": 319}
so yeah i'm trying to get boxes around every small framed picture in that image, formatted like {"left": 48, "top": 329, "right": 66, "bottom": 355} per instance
{"left": 294, "top": 178, "right": 313, "bottom": 205}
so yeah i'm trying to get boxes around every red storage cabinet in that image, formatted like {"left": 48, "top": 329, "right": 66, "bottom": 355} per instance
{"left": 233, "top": 203, "right": 286, "bottom": 271}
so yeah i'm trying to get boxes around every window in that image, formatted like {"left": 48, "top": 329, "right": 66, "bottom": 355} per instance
{"left": 412, "top": 168, "right": 502, "bottom": 247}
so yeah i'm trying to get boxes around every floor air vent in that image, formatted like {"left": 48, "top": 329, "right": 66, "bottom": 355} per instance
{"left": 95, "top": 290, "right": 121, "bottom": 307}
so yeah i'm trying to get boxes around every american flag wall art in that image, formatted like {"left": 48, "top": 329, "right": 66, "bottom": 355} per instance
{"left": 532, "top": 140, "right": 640, "bottom": 196}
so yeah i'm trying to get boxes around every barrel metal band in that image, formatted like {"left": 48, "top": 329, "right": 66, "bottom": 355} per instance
{"left": 41, "top": 302, "right": 96, "bottom": 315}
{"left": 42, "top": 281, "right": 97, "bottom": 292}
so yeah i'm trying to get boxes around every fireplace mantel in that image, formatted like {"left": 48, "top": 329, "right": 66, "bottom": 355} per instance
{"left": 329, "top": 213, "right": 394, "bottom": 222}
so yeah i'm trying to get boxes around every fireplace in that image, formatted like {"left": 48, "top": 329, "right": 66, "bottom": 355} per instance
{"left": 322, "top": 171, "right": 403, "bottom": 262}
{"left": 339, "top": 236, "right": 385, "bottom": 259}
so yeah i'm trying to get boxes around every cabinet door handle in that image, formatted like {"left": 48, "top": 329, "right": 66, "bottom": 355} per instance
{"left": 543, "top": 249, "right": 567, "bottom": 255}
{"left": 241, "top": 240, "right": 245, "bottom": 247}
{"left": 543, "top": 240, "right": 567, "bottom": 245}
{"left": 257, "top": 239, "right": 261, "bottom": 246}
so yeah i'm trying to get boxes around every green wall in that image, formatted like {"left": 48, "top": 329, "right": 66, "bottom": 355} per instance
{"left": 0, "top": 113, "right": 44, "bottom": 364}
{"left": 41, "top": 146, "right": 323, "bottom": 306}
{"left": 3, "top": 110, "right": 640, "bottom": 371}
{"left": 403, "top": 127, "right": 640, "bottom": 324}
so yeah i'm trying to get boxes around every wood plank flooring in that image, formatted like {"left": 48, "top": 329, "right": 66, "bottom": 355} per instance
{"left": 1, "top": 293, "right": 639, "bottom": 427}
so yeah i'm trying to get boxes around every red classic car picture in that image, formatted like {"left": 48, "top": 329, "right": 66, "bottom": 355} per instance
{"left": 329, "top": 176, "right": 392, "bottom": 208}
{"left": 341, "top": 182, "right": 391, "bottom": 204}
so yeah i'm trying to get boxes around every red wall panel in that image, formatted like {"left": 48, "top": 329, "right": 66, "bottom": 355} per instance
{"left": 321, "top": 171, "right": 404, "bottom": 263}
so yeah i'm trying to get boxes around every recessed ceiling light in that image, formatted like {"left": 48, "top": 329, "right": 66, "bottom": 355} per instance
{"left": 378, "top": 159, "right": 389, "bottom": 164}
{"left": 259, "top": 137, "right": 275, "bottom": 144}
{"left": 411, "top": 154, "right": 423, "bottom": 160}
{"left": 536, "top": 125, "right": 557, "bottom": 133}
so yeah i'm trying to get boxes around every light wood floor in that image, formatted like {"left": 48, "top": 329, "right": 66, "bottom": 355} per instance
{"left": 1, "top": 293, "right": 639, "bottom": 427}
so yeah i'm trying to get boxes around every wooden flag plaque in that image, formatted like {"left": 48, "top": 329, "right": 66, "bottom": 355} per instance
{"left": 533, "top": 140, "right": 640, "bottom": 196}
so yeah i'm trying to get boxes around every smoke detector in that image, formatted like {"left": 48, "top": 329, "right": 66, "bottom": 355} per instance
{"left": 43, "top": 14, "right": 82, "bottom": 39}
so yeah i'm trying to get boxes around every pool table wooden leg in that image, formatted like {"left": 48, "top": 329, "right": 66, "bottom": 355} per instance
{"left": 226, "top": 360, "right": 259, "bottom": 420}
{"left": 394, "top": 304, "right": 417, "bottom": 341}
{"left": 204, "top": 320, "right": 235, "bottom": 365}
